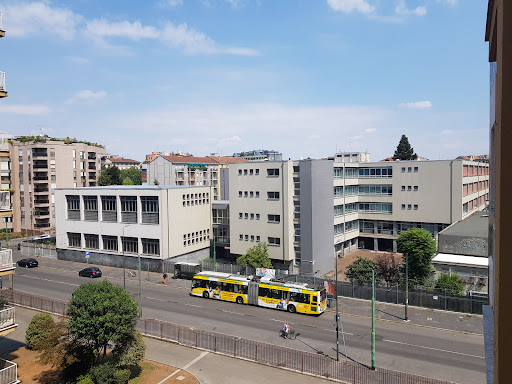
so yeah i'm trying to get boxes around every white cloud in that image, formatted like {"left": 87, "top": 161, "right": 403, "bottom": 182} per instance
{"left": 365, "top": 128, "right": 377, "bottom": 133}
{"left": 399, "top": 101, "right": 432, "bottom": 109}
{"left": 0, "top": 104, "right": 50, "bottom": 115}
{"left": 85, "top": 19, "right": 259, "bottom": 56}
{"left": 437, "top": 0, "right": 457, "bottom": 5}
{"left": 395, "top": 1, "right": 427, "bottom": 17}
{"left": 350, "top": 135, "right": 365, "bottom": 141}
{"left": 3, "top": 2, "right": 81, "bottom": 39}
{"left": 66, "top": 90, "right": 107, "bottom": 104}
{"left": 216, "top": 136, "right": 242, "bottom": 146}
{"left": 157, "top": 0, "right": 184, "bottom": 7}
{"left": 327, "top": 0, "right": 375, "bottom": 14}
{"left": 441, "top": 129, "right": 454, "bottom": 135}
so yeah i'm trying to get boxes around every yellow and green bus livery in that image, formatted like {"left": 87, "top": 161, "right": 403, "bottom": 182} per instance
{"left": 191, "top": 271, "right": 327, "bottom": 315}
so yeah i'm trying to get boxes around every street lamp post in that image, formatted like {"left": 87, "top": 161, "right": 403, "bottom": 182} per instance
{"left": 405, "top": 253, "right": 409, "bottom": 321}
{"left": 122, "top": 225, "right": 130, "bottom": 290}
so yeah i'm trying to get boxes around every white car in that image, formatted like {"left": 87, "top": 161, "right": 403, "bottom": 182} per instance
{"left": 33, "top": 234, "right": 50, "bottom": 241}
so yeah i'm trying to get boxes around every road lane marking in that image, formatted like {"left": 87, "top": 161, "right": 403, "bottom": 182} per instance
{"left": 157, "top": 351, "right": 209, "bottom": 384}
{"left": 145, "top": 296, "right": 167, "bottom": 302}
{"left": 383, "top": 339, "right": 485, "bottom": 359}
{"left": 219, "top": 309, "right": 245, "bottom": 315}
{"left": 184, "top": 303, "right": 203, "bottom": 308}
{"left": 323, "top": 329, "right": 353, "bottom": 335}
{"left": 15, "top": 275, "right": 80, "bottom": 287}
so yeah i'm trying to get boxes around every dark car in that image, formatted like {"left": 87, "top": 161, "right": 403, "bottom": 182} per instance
{"left": 79, "top": 267, "right": 102, "bottom": 278}
{"left": 17, "top": 258, "right": 38, "bottom": 268}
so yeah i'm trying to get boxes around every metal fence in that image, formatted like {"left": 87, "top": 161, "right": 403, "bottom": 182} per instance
{"left": 20, "top": 243, "right": 57, "bottom": 258}
{"left": 201, "top": 261, "right": 291, "bottom": 277}
{"left": 0, "top": 359, "right": 18, "bottom": 384}
{"left": 10, "top": 290, "right": 456, "bottom": 384}
{"left": 288, "top": 275, "right": 488, "bottom": 315}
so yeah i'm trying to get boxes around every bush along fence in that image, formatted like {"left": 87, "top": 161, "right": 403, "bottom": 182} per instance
{"left": 289, "top": 275, "right": 488, "bottom": 315}
{"left": 10, "top": 290, "right": 457, "bottom": 384}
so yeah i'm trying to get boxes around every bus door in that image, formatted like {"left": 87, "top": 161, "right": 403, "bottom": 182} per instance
{"left": 247, "top": 281, "right": 259, "bottom": 305}
{"left": 311, "top": 294, "right": 318, "bottom": 313}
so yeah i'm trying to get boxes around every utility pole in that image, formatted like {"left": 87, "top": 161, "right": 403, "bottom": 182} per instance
{"left": 122, "top": 225, "right": 128, "bottom": 289}
{"left": 213, "top": 230, "right": 216, "bottom": 272}
{"left": 371, "top": 269, "right": 376, "bottom": 370}
{"left": 138, "top": 251, "right": 142, "bottom": 317}
{"left": 405, "top": 253, "right": 409, "bottom": 321}
{"left": 335, "top": 250, "right": 339, "bottom": 361}
{"left": 5, "top": 219, "right": 9, "bottom": 248}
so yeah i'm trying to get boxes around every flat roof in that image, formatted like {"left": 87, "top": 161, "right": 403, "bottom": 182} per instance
{"left": 433, "top": 253, "right": 488, "bottom": 267}
{"left": 56, "top": 185, "right": 211, "bottom": 191}
{"left": 439, "top": 211, "right": 489, "bottom": 238}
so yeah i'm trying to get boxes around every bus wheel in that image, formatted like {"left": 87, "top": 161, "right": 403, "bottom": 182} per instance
{"left": 236, "top": 296, "right": 244, "bottom": 304}
{"left": 203, "top": 291, "right": 209, "bottom": 299}
{"left": 287, "top": 305, "right": 296, "bottom": 314}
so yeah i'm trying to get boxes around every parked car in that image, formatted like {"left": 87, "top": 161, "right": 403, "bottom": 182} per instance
{"left": 78, "top": 267, "right": 102, "bottom": 278}
{"left": 17, "top": 258, "right": 39, "bottom": 268}
{"left": 33, "top": 234, "right": 50, "bottom": 241}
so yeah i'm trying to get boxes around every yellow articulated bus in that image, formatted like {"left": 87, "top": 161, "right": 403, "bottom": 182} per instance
{"left": 191, "top": 271, "right": 327, "bottom": 315}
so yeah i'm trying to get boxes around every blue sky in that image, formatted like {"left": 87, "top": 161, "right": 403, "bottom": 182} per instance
{"left": 0, "top": 0, "right": 490, "bottom": 162}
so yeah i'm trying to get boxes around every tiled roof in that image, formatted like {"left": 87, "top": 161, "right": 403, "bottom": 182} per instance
{"left": 109, "top": 158, "right": 140, "bottom": 163}
{"left": 161, "top": 155, "right": 219, "bottom": 164}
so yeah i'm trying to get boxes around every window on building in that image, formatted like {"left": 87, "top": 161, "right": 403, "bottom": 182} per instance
{"left": 244, "top": 191, "right": 248, "bottom": 198}
{"left": 401, "top": 186, "right": 405, "bottom": 191}
{"left": 414, "top": 186, "right": 418, "bottom": 191}
{"left": 256, "top": 214, "right": 260, "bottom": 220}
{"left": 407, "top": 186, "right": 412, "bottom": 191}
{"left": 334, "top": 168, "right": 343, "bottom": 178}
{"left": 83, "top": 196, "right": 98, "bottom": 221}
{"left": 414, "top": 167, "right": 418, "bottom": 173}
{"left": 122, "top": 236, "right": 138, "bottom": 253}
{"left": 101, "top": 196, "right": 117, "bottom": 222}
{"left": 250, "top": 235, "right": 255, "bottom": 242}
{"left": 267, "top": 191, "right": 280, "bottom": 200}
{"left": 84, "top": 234, "right": 99, "bottom": 249}
{"left": 66, "top": 195, "right": 80, "bottom": 220}
{"left": 250, "top": 169, "right": 254, "bottom": 175}
{"left": 238, "top": 191, "right": 242, "bottom": 197}
{"left": 142, "top": 238, "right": 160, "bottom": 255}
{"left": 267, "top": 168, "right": 280, "bottom": 177}
{"left": 268, "top": 237, "right": 281, "bottom": 246}
{"left": 244, "top": 169, "right": 248, "bottom": 175}
{"left": 401, "top": 167, "right": 405, "bottom": 173}
{"left": 120, "top": 196, "right": 137, "bottom": 223}
{"left": 245, "top": 235, "right": 249, "bottom": 241}
{"left": 245, "top": 213, "right": 249, "bottom": 219}
{"left": 408, "top": 167, "right": 412, "bottom": 173}
{"left": 334, "top": 187, "right": 343, "bottom": 197}
{"left": 402, "top": 204, "right": 406, "bottom": 210}
{"left": 255, "top": 169, "right": 260, "bottom": 175}
{"left": 141, "top": 196, "right": 159, "bottom": 224}
{"left": 255, "top": 191, "right": 260, "bottom": 198}
{"left": 414, "top": 205, "right": 418, "bottom": 210}
{"left": 239, "top": 212, "right": 243, "bottom": 219}
{"left": 239, "top": 234, "right": 243, "bottom": 241}
{"left": 268, "top": 214, "right": 281, "bottom": 223}
{"left": 250, "top": 191, "right": 254, "bottom": 198}
{"left": 407, "top": 204, "right": 412, "bottom": 210}
{"left": 256, "top": 236, "right": 261, "bottom": 242}
{"left": 250, "top": 213, "right": 254, "bottom": 220}
{"left": 68, "top": 232, "right": 81, "bottom": 248}
{"left": 238, "top": 169, "right": 242, "bottom": 175}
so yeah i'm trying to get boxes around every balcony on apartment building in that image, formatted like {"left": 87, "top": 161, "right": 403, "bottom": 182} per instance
{"left": 0, "top": 191, "right": 10, "bottom": 212}
{"left": 34, "top": 197, "right": 50, "bottom": 206}
{"left": 32, "top": 160, "right": 48, "bottom": 170}
{"left": 0, "top": 71, "right": 6, "bottom": 98}
{"left": 87, "top": 152, "right": 97, "bottom": 160}
{"left": 32, "top": 172, "right": 48, "bottom": 182}
{"left": 0, "top": 358, "right": 19, "bottom": 384}
{"left": 89, "top": 172, "right": 96, "bottom": 180}
{"left": 88, "top": 162, "right": 97, "bottom": 170}
{"left": 34, "top": 185, "right": 49, "bottom": 194}
{"left": 34, "top": 209, "right": 50, "bottom": 218}
{"left": 31, "top": 148, "right": 48, "bottom": 157}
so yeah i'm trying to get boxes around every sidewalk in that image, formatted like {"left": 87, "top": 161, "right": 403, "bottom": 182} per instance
{"left": 2, "top": 306, "right": 334, "bottom": 384}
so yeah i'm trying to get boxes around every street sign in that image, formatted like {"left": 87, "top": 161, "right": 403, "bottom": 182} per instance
{"left": 85, "top": 251, "right": 90, "bottom": 259}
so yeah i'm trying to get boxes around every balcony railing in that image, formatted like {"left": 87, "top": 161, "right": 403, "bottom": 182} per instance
{"left": 0, "top": 72, "right": 5, "bottom": 93}
{"left": 31, "top": 152, "right": 48, "bottom": 157}
{"left": 0, "top": 358, "right": 18, "bottom": 384}
{"left": 33, "top": 176, "right": 48, "bottom": 181}
{"left": 34, "top": 199, "right": 49, "bottom": 205}
{"left": 0, "top": 307, "right": 15, "bottom": 330}
{"left": 0, "top": 249, "right": 14, "bottom": 271}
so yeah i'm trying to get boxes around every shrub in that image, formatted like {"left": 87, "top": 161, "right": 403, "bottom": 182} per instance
{"left": 115, "top": 331, "right": 145, "bottom": 368}
{"left": 88, "top": 362, "right": 117, "bottom": 384}
{"left": 113, "top": 369, "right": 131, "bottom": 384}
{"left": 76, "top": 377, "right": 94, "bottom": 384}
{"left": 25, "top": 313, "right": 55, "bottom": 350}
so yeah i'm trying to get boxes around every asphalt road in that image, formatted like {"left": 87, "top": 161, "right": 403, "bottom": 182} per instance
{"left": 11, "top": 250, "right": 485, "bottom": 384}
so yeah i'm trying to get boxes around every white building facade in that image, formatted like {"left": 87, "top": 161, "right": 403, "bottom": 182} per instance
{"left": 55, "top": 186, "right": 212, "bottom": 270}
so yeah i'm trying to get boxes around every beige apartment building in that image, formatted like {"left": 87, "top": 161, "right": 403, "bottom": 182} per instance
{"left": 11, "top": 138, "right": 105, "bottom": 233}
{"left": 331, "top": 154, "right": 490, "bottom": 256}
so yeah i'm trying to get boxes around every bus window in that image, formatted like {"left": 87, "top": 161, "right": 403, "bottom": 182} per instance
{"left": 222, "top": 282, "right": 234, "bottom": 292}
{"left": 259, "top": 287, "right": 268, "bottom": 297}
{"left": 289, "top": 292, "right": 299, "bottom": 302}
{"left": 299, "top": 294, "right": 310, "bottom": 304}
{"left": 271, "top": 289, "right": 282, "bottom": 300}
{"left": 320, "top": 289, "right": 326, "bottom": 302}
{"left": 311, "top": 295, "right": 318, "bottom": 305}
{"left": 208, "top": 281, "right": 218, "bottom": 290}
{"left": 240, "top": 285, "right": 248, "bottom": 294}
{"left": 192, "top": 279, "right": 206, "bottom": 289}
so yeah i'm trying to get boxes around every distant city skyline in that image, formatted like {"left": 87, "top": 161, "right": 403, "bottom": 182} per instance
{"left": 0, "top": 1, "right": 489, "bottom": 162}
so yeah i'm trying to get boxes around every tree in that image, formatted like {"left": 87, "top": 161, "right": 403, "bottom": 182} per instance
{"left": 114, "top": 330, "right": 146, "bottom": 368}
{"left": 122, "top": 177, "right": 134, "bottom": 185}
{"left": 435, "top": 273, "right": 465, "bottom": 296}
{"left": 397, "top": 228, "right": 437, "bottom": 286}
{"left": 376, "top": 253, "right": 401, "bottom": 284}
{"left": 26, "top": 313, "right": 55, "bottom": 350}
{"left": 345, "top": 257, "right": 378, "bottom": 283}
{"left": 67, "top": 280, "right": 139, "bottom": 362}
{"left": 120, "top": 167, "right": 142, "bottom": 185}
{"left": 392, "top": 134, "right": 417, "bottom": 160}
{"left": 98, "top": 166, "right": 122, "bottom": 186}
{"left": 236, "top": 243, "right": 273, "bottom": 268}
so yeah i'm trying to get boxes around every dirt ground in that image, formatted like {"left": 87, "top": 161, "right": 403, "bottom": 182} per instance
{"left": 0, "top": 347, "right": 199, "bottom": 384}
{"left": 325, "top": 249, "right": 402, "bottom": 281}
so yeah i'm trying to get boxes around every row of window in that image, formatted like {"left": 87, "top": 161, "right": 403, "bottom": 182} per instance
{"left": 359, "top": 220, "right": 448, "bottom": 236}
{"left": 401, "top": 204, "right": 419, "bottom": 210}
{"left": 334, "top": 185, "right": 392, "bottom": 197}
{"left": 182, "top": 192, "right": 210, "bottom": 207}
{"left": 463, "top": 181, "right": 489, "bottom": 196}
{"left": 401, "top": 166, "right": 419, "bottom": 174}
{"left": 334, "top": 203, "right": 357, "bottom": 216}
{"left": 238, "top": 213, "right": 280, "bottom": 223}
{"left": 183, "top": 229, "right": 210, "bottom": 246}
{"left": 67, "top": 232, "right": 160, "bottom": 255}
{"left": 238, "top": 190, "right": 260, "bottom": 198}
{"left": 463, "top": 164, "right": 489, "bottom": 177}
{"left": 67, "top": 195, "right": 159, "bottom": 224}
{"left": 334, "top": 219, "right": 358, "bottom": 235}
{"left": 333, "top": 167, "right": 393, "bottom": 179}
{"left": 401, "top": 185, "right": 418, "bottom": 192}
{"left": 238, "top": 168, "right": 261, "bottom": 176}
{"left": 238, "top": 235, "right": 281, "bottom": 246}
{"left": 463, "top": 194, "right": 489, "bottom": 214}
